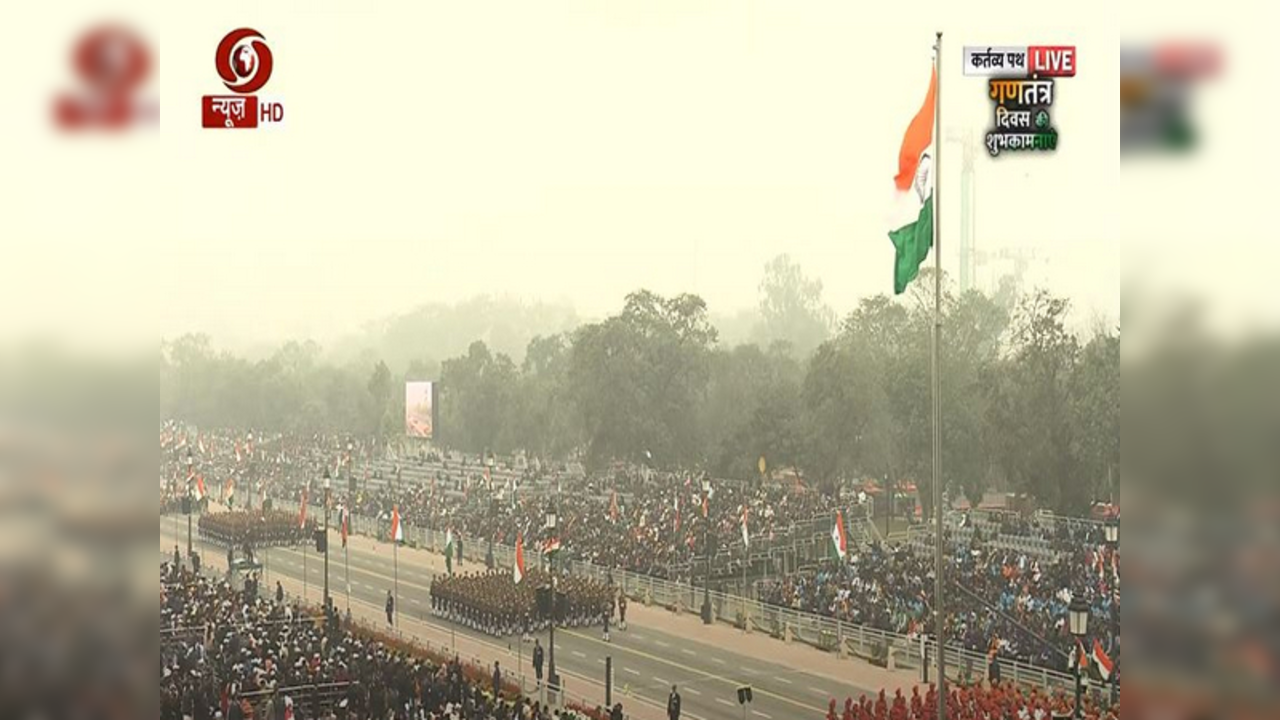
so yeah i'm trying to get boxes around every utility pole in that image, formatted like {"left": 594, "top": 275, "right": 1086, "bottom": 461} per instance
{"left": 701, "top": 478, "right": 713, "bottom": 624}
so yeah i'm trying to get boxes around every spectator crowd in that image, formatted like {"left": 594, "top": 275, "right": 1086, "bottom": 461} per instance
{"left": 760, "top": 519, "right": 1120, "bottom": 671}
{"left": 163, "top": 423, "right": 1121, "bottom": 679}
{"left": 160, "top": 560, "right": 610, "bottom": 720}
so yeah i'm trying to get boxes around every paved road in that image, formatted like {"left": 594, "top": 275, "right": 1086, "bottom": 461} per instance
{"left": 162, "top": 516, "right": 873, "bottom": 720}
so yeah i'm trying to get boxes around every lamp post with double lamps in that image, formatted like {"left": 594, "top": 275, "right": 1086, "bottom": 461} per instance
{"left": 1068, "top": 593, "right": 1091, "bottom": 720}
{"left": 545, "top": 503, "right": 560, "bottom": 695}
{"left": 1104, "top": 518, "right": 1119, "bottom": 706}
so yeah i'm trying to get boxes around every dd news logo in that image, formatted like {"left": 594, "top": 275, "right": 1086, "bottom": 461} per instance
{"left": 201, "top": 28, "right": 283, "bottom": 129}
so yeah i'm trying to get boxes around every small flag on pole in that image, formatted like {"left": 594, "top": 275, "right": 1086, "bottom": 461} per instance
{"left": 514, "top": 532, "right": 526, "bottom": 584}
{"left": 390, "top": 505, "right": 403, "bottom": 543}
{"left": 741, "top": 506, "right": 750, "bottom": 548}
{"left": 831, "top": 510, "right": 848, "bottom": 560}
{"left": 1092, "top": 638, "right": 1113, "bottom": 680}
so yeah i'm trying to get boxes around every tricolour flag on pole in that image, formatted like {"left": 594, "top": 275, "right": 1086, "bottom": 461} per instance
{"left": 831, "top": 510, "right": 848, "bottom": 560}
{"left": 543, "top": 537, "right": 561, "bottom": 556}
{"left": 444, "top": 528, "right": 455, "bottom": 574}
{"left": 390, "top": 505, "right": 403, "bottom": 543}
{"left": 888, "top": 66, "right": 937, "bottom": 295}
{"left": 741, "top": 506, "right": 750, "bottom": 548}
{"left": 195, "top": 475, "right": 206, "bottom": 501}
{"left": 1092, "top": 638, "right": 1114, "bottom": 680}
{"left": 1075, "top": 639, "right": 1090, "bottom": 673}
{"left": 514, "top": 532, "right": 526, "bottom": 584}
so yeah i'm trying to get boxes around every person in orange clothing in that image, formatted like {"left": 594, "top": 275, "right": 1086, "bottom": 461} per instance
{"left": 826, "top": 698, "right": 839, "bottom": 720}
{"left": 842, "top": 696, "right": 856, "bottom": 720}
{"left": 891, "top": 688, "right": 908, "bottom": 720}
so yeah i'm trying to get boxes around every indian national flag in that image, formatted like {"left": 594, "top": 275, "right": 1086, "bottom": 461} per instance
{"left": 514, "top": 532, "right": 526, "bottom": 584}
{"left": 1092, "top": 638, "right": 1114, "bottom": 680}
{"left": 390, "top": 505, "right": 403, "bottom": 543}
{"left": 831, "top": 510, "right": 848, "bottom": 560}
{"left": 543, "top": 537, "right": 561, "bottom": 556}
{"left": 888, "top": 65, "right": 937, "bottom": 295}
{"left": 195, "top": 475, "right": 207, "bottom": 501}
{"left": 444, "top": 528, "right": 455, "bottom": 556}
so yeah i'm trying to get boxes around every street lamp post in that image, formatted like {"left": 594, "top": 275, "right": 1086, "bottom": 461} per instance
{"left": 1104, "top": 519, "right": 1119, "bottom": 706}
{"left": 1068, "top": 593, "right": 1091, "bottom": 720}
{"left": 323, "top": 468, "right": 332, "bottom": 610}
{"left": 701, "top": 479, "right": 712, "bottom": 625}
{"left": 545, "top": 504, "right": 559, "bottom": 695}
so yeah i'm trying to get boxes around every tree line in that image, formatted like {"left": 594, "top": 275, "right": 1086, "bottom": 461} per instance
{"left": 160, "top": 258, "right": 1117, "bottom": 515}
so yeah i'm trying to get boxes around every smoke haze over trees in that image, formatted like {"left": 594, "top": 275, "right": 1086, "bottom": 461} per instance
{"left": 160, "top": 256, "right": 1117, "bottom": 515}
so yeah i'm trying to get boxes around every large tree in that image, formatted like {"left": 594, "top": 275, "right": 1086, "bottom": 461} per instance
{"left": 754, "top": 254, "right": 835, "bottom": 359}
{"left": 569, "top": 290, "right": 718, "bottom": 470}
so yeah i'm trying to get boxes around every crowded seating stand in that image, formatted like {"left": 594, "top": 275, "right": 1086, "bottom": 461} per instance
{"left": 161, "top": 560, "right": 614, "bottom": 720}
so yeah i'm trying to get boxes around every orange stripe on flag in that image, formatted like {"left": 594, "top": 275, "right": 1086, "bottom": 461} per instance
{"left": 894, "top": 67, "right": 936, "bottom": 192}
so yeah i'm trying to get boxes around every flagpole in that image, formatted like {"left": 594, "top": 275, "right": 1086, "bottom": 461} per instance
{"left": 931, "top": 30, "right": 946, "bottom": 720}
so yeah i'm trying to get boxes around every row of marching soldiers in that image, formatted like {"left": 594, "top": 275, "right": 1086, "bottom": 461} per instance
{"left": 429, "top": 568, "right": 618, "bottom": 637}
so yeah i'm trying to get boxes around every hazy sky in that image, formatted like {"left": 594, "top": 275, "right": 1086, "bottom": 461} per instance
{"left": 2, "top": 2, "right": 1262, "bottom": 352}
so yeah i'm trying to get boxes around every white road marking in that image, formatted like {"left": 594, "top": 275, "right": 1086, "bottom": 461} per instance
{"left": 685, "top": 687, "right": 702, "bottom": 696}
{"left": 631, "top": 633, "right": 646, "bottom": 640}
{"left": 681, "top": 649, "right": 696, "bottom": 656}
{"left": 654, "top": 677, "right": 670, "bottom": 686}
{"left": 753, "top": 711, "right": 772, "bottom": 719}
{"left": 772, "top": 676, "right": 791, "bottom": 684}
{"left": 572, "top": 651, "right": 586, "bottom": 658}
{"left": 712, "top": 657, "right": 726, "bottom": 665}
{"left": 808, "top": 687, "right": 829, "bottom": 696}
{"left": 716, "top": 698, "right": 735, "bottom": 707}
{"left": 655, "top": 640, "right": 671, "bottom": 648}
{"left": 624, "top": 667, "right": 641, "bottom": 676}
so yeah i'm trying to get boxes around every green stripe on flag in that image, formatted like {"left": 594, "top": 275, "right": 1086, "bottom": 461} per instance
{"left": 889, "top": 194, "right": 933, "bottom": 295}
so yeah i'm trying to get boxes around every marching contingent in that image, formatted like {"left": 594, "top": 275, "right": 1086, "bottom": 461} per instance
{"left": 160, "top": 422, "right": 1120, "bottom": 719}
